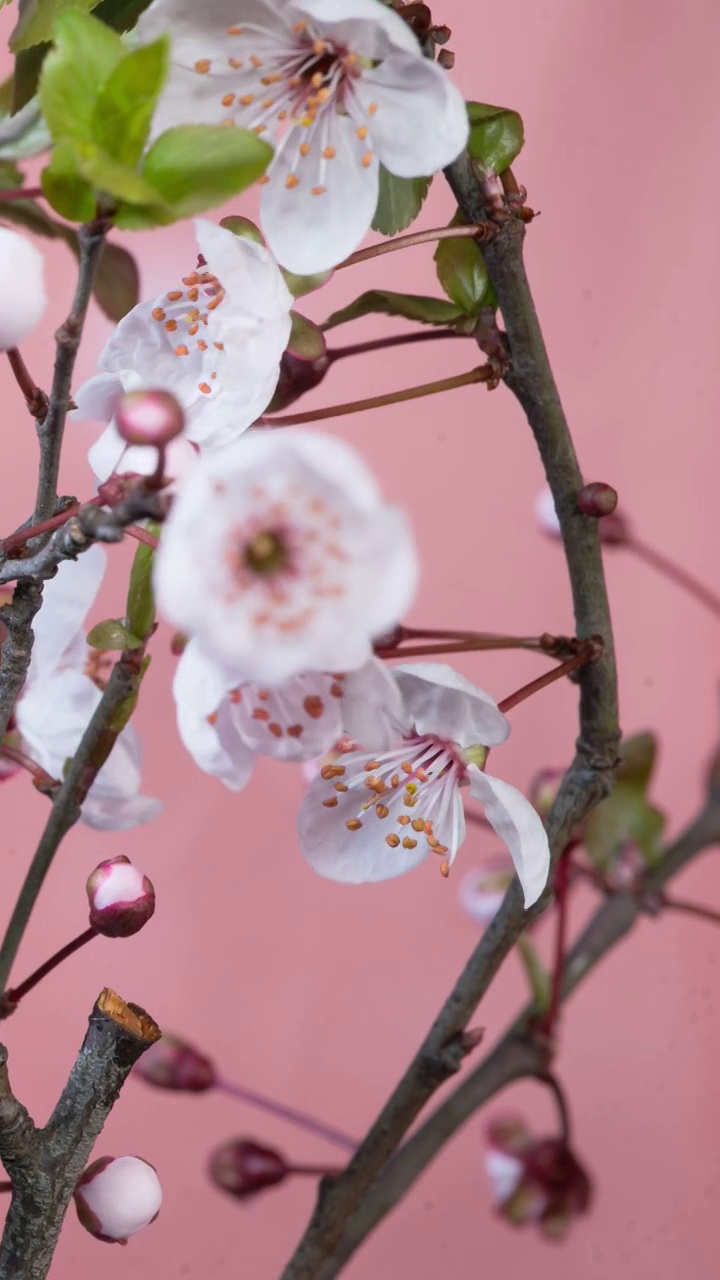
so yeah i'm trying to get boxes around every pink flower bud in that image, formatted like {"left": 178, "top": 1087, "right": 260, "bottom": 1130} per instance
{"left": 485, "top": 1115, "right": 592, "bottom": 1239}
{"left": 209, "top": 1139, "right": 289, "bottom": 1201}
{"left": 74, "top": 1155, "right": 162, "bottom": 1244}
{"left": 86, "top": 855, "right": 155, "bottom": 938}
{"left": 115, "top": 390, "right": 185, "bottom": 447}
{"left": 0, "top": 228, "right": 47, "bottom": 350}
{"left": 134, "top": 1034, "right": 216, "bottom": 1092}
{"left": 576, "top": 482, "right": 618, "bottom": 517}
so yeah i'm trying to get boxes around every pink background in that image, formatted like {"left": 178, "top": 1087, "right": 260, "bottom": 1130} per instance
{"left": 1, "top": 1, "right": 719, "bottom": 1276}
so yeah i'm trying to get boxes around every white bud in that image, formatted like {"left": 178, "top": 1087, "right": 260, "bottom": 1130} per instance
{"left": 0, "top": 228, "right": 47, "bottom": 350}
{"left": 86, "top": 855, "right": 155, "bottom": 938}
{"left": 535, "top": 487, "right": 562, "bottom": 538}
{"left": 74, "top": 1155, "right": 162, "bottom": 1244}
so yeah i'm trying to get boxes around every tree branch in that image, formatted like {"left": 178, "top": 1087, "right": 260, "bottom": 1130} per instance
{"left": 279, "top": 155, "right": 619, "bottom": 1280}
{"left": 0, "top": 988, "right": 160, "bottom": 1279}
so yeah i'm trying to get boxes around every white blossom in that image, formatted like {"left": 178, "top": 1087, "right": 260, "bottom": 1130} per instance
{"left": 0, "top": 227, "right": 47, "bottom": 350}
{"left": 137, "top": 0, "right": 469, "bottom": 273}
{"left": 154, "top": 429, "right": 418, "bottom": 684}
{"left": 74, "top": 1155, "right": 162, "bottom": 1244}
{"left": 298, "top": 663, "right": 550, "bottom": 905}
{"left": 74, "top": 219, "right": 292, "bottom": 482}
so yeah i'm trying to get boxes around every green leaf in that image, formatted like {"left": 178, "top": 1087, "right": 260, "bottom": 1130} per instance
{"left": 434, "top": 228, "right": 493, "bottom": 315}
{"left": 91, "top": 0, "right": 153, "bottom": 33}
{"left": 372, "top": 166, "right": 432, "bottom": 236}
{"left": 87, "top": 618, "right": 143, "bottom": 650}
{"left": 38, "top": 10, "right": 124, "bottom": 144}
{"left": 92, "top": 36, "right": 169, "bottom": 168}
{"left": 287, "top": 311, "right": 326, "bottom": 361}
{"left": 584, "top": 732, "right": 666, "bottom": 870}
{"left": 323, "top": 289, "right": 463, "bottom": 331}
{"left": 78, "top": 142, "right": 166, "bottom": 204}
{"left": 11, "top": 0, "right": 102, "bottom": 53}
{"left": 41, "top": 139, "right": 96, "bottom": 220}
{"left": 466, "top": 102, "right": 524, "bottom": 175}
{"left": 108, "top": 652, "right": 151, "bottom": 732}
{"left": 140, "top": 124, "right": 272, "bottom": 218}
{"left": 0, "top": 160, "right": 23, "bottom": 188}
{"left": 126, "top": 527, "right": 157, "bottom": 642}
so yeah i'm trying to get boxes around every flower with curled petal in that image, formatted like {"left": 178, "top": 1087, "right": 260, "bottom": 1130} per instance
{"left": 298, "top": 663, "right": 550, "bottom": 904}
{"left": 153, "top": 429, "right": 418, "bottom": 685}
{"left": 73, "top": 219, "right": 292, "bottom": 482}
{"left": 137, "top": 0, "right": 469, "bottom": 273}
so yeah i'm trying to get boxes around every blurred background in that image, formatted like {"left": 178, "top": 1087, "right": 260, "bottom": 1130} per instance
{"left": 1, "top": 0, "right": 719, "bottom": 1275}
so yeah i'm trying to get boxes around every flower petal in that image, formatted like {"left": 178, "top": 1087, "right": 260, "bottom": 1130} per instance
{"left": 194, "top": 219, "right": 293, "bottom": 323}
{"left": 467, "top": 766, "right": 550, "bottom": 908}
{"left": 295, "top": 0, "right": 420, "bottom": 56}
{"left": 260, "top": 114, "right": 379, "bottom": 274}
{"left": 72, "top": 372, "right": 124, "bottom": 424}
{"left": 341, "top": 657, "right": 408, "bottom": 749}
{"left": 173, "top": 641, "right": 256, "bottom": 790}
{"left": 82, "top": 793, "right": 163, "bottom": 831}
{"left": 29, "top": 546, "right": 106, "bottom": 680}
{"left": 393, "top": 664, "right": 510, "bottom": 748}
{"left": 354, "top": 54, "right": 469, "bottom": 176}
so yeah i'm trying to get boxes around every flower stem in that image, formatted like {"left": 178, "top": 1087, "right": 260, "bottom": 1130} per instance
{"left": 538, "top": 1070, "right": 572, "bottom": 1144}
{"left": 290, "top": 1165, "right": 345, "bottom": 1178}
{"left": 627, "top": 536, "right": 720, "bottom": 619}
{"left": 660, "top": 894, "right": 720, "bottom": 926}
{"left": 0, "top": 744, "right": 58, "bottom": 793}
{"left": 326, "top": 329, "right": 465, "bottom": 363}
{"left": 540, "top": 850, "right": 572, "bottom": 1041}
{"left": 497, "top": 643, "right": 601, "bottom": 715}
{"left": 337, "top": 223, "right": 487, "bottom": 270}
{"left": 1, "top": 927, "right": 97, "bottom": 1014}
{"left": 0, "top": 187, "right": 43, "bottom": 203}
{"left": 0, "top": 501, "right": 101, "bottom": 555}
{"left": 215, "top": 1078, "right": 357, "bottom": 1153}
{"left": 258, "top": 366, "right": 493, "bottom": 427}
{"left": 124, "top": 523, "right": 159, "bottom": 550}
{"left": 5, "top": 349, "right": 48, "bottom": 418}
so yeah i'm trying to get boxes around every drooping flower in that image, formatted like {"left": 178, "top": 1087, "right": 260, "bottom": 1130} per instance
{"left": 173, "top": 639, "right": 403, "bottom": 788}
{"left": 73, "top": 219, "right": 292, "bottom": 482}
{"left": 298, "top": 663, "right": 550, "bottom": 904}
{"left": 87, "top": 855, "right": 156, "bottom": 937}
{"left": 154, "top": 430, "right": 417, "bottom": 684}
{"left": 15, "top": 550, "right": 162, "bottom": 831}
{"left": 0, "top": 227, "right": 47, "bottom": 350}
{"left": 137, "top": 0, "right": 470, "bottom": 273}
{"left": 74, "top": 1155, "right": 162, "bottom": 1244}
{"left": 485, "top": 1115, "right": 592, "bottom": 1239}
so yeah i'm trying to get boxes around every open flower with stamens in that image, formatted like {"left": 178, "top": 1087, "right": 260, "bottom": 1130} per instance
{"left": 74, "top": 219, "right": 292, "bottom": 482}
{"left": 298, "top": 664, "right": 550, "bottom": 904}
{"left": 174, "top": 641, "right": 403, "bottom": 788}
{"left": 154, "top": 430, "right": 417, "bottom": 684}
{"left": 137, "top": 0, "right": 469, "bottom": 273}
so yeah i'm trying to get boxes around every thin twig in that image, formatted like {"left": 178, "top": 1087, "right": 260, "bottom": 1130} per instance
{"left": 337, "top": 223, "right": 487, "bottom": 269}
{"left": 2, "top": 929, "right": 97, "bottom": 1015}
{"left": 216, "top": 1079, "right": 357, "bottom": 1153}
{"left": 5, "top": 350, "right": 47, "bottom": 417}
{"left": 258, "top": 366, "right": 493, "bottom": 427}
{"left": 497, "top": 645, "right": 600, "bottom": 715}
{"left": 627, "top": 536, "right": 720, "bottom": 619}
{"left": 0, "top": 744, "right": 58, "bottom": 792}
{"left": 659, "top": 894, "right": 720, "bottom": 927}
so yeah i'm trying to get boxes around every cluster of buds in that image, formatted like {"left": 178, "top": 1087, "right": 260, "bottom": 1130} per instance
{"left": 485, "top": 1116, "right": 591, "bottom": 1239}
{"left": 86, "top": 855, "right": 155, "bottom": 938}
{"left": 74, "top": 1155, "right": 162, "bottom": 1244}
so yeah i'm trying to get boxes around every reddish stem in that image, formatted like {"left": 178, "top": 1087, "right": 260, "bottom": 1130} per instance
{"left": 337, "top": 223, "right": 486, "bottom": 270}
{"left": 1, "top": 500, "right": 102, "bottom": 555}
{"left": 215, "top": 1078, "right": 357, "bottom": 1152}
{"left": 326, "top": 330, "right": 465, "bottom": 363}
{"left": 0, "top": 744, "right": 58, "bottom": 791}
{"left": 0, "top": 187, "right": 43, "bottom": 203}
{"left": 2, "top": 927, "right": 97, "bottom": 1011}
{"left": 660, "top": 895, "right": 720, "bottom": 927}
{"left": 5, "top": 348, "right": 48, "bottom": 417}
{"left": 258, "top": 366, "right": 493, "bottom": 427}
{"left": 0, "top": 1182, "right": 11, "bottom": 1193}
{"left": 497, "top": 645, "right": 599, "bottom": 715}
{"left": 125, "top": 523, "right": 159, "bottom": 549}
{"left": 627, "top": 536, "right": 720, "bottom": 619}
{"left": 540, "top": 850, "right": 572, "bottom": 1040}
{"left": 290, "top": 1164, "right": 345, "bottom": 1178}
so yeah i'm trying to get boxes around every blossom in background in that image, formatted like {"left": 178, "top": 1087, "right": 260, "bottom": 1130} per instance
{"left": 485, "top": 1116, "right": 592, "bottom": 1239}
{"left": 458, "top": 858, "right": 513, "bottom": 925}
{"left": 173, "top": 642, "right": 403, "bottom": 789}
{"left": 154, "top": 429, "right": 418, "bottom": 684}
{"left": 15, "top": 551, "right": 161, "bottom": 831}
{"left": 137, "top": 0, "right": 469, "bottom": 273}
{"left": 74, "top": 1155, "right": 162, "bottom": 1244}
{"left": 73, "top": 219, "right": 292, "bottom": 482}
{"left": 298, "top": 663, "right": 550, "bottom": 902}
{"left": 0, "top": 227, "right": 47, "bottom": 350}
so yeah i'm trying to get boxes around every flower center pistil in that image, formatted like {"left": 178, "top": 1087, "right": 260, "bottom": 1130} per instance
{"left": 243, "top": 529, "right": 289, "bottom": 576}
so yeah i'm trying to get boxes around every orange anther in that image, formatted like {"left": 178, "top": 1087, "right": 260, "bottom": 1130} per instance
{"left": 151, "top": 307, "right": 166, "bottom": 321}
{"left": 440, "top": 860, "right": 450, "bottom": 878}
{"left": 365, "top": 761, "right": 381, "bottom": 771}
{"left": 334, "top": 782, "right": 349, "bottom": 792}
{"left": 385, "top": 833, "right": 401, "bottom": 848}
{"left": 299, "top": 142, "right": 311, "bottom": 156}
{"left": 229, "top": 689, "right": 241, "bottom": 704}
{"left": 198, "top": 382, "right": 212, "bottom": 394}
{"left": 361, "top": 151, "right": 374, "bottom": 168}
{"left": 166, "top": 290, "right": 183, "bottom": 302}
{"left": 323, "top": 146, "right": 336, "bottom": 159}
{"left": 239, "top": 94, "right": 254, "bottom": 106}
{"left": 311, "top": 186, "right": 326, "bottom": 196}
{"left": 411, "top": 818, "right": 425, "bottom": 832}
{"left": 226, "top": 24, "right": 243, "bottom": 35}
{"left": 285, "top": 174, "right": 300, "bottom": 189}
{"left": 222, "top": 93, "right": 236, "bottom": 107}
{"left": 164, "top": 319, "right": 177, "bottom": 332}
{"left": 376, "top": 804, "right": 389, "bottom": 819}
{"left": 322, "top": 796, "right": 338, "bottom": 808}
{"left": 398, "top": 815, "right": 411, "bottom": 826}
{"left": 356, "top": 126, "right": 368, "bottom": 140}
{"left": 229, "top": 57, "right": 244, "bottom": 69}
{"left": 368, "top": 102, "right": 378, "bottom": 114}
{"left": 174, "top": 344, "right": 189, "bottom": 356}
{"left": 268, "top": 723, "right": 283, "bottom": 737}
{"left": 402, "top": 837, "right": 418, "bottom": 850}
{"left": 346, "top": 818, "right": 362, "bottom": 831}
{"left": 250, "top": 55, "right": 263, "bottom": 67}
{"left": 194, "top": 59, "right": 211, "bottom": 73}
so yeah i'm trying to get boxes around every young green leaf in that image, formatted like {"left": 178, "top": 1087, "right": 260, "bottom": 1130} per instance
{"left": 11, "top": 0, "right": 102, "bottom": 53}
{"left": 434, "top": 231, "right": 494, "bottom": 315}
{"left": 466, "top": 102, "right": 524, "bottom": 175}
{"left": 584, "top": 732, "right": 666, "bottom": 870}
{"left": 140, "top": 124, "right": 272, "bottom": 218}
{"left": 372, "top": 166, "right": 432, "bottom": 236}
{"left": 126, "top": 530, "right": 158, "bottom": 643}
{"left": 323, "top": 289, "right": 464, "bottom": 331}
{"left": 38, "top": 10, "right": 124, "bottom": 143}
{"left": 92, "top": 36, "right": 169, "bottom": 169}
{"left": 41, "top": 139, "right": 96, "bottom": 221}
{"left": 87, "top": 618, "right": 144, "bottom": 651}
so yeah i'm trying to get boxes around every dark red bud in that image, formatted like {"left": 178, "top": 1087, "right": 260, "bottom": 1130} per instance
{"left": 86, "top": 855, "right": 155, "bottom": 938}
{"left": 134, "top": 1034, "right": 217, "bottom": 1092}
{"left": 209, "top": 1139, "right": 289, "bottom": 1201}
{"left": 576, "top": 482, "right": 619, "bottom": 518}
{"left": 437, "top": 48, "right": 455, "bottom": 69}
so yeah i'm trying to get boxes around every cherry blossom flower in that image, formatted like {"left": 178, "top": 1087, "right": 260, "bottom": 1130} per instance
{"left": 73, "top": 219, "right": 292, "bottom": 482}
{"left": 298, "top": 663, "right": 550, "bottom": 904}
{"left": 74, "top": 1155, "right": 162, "bottom": 1244}
{"left": 173, "top": 640, "right": 403, "bottom": 788}
{"left": 137, "top": 0, "right": 469, "bottom": 273}
{"left": 153, "top": 429, "right": 417, "bottom": 684}
{"left": 15, "top": 550, "right": 161, "bottom": 831}
{"left": 0, "top": 227, "right": 47, "bottom": 350}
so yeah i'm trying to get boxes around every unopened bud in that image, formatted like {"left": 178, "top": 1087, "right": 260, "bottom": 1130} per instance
{"left": 116, "top": 390, "right": 185, "bottom": 447}
{"left": 437, "top": 48, "right": 455, "bottom": 69}
{"left": 485, "top": 1116, "right": 591, "bottom": 1239}
{"left": 0, "top": 228, "right": 47, "bottom": 351}
{"left": 135, "top": 1034, "right": 216, "bottom": 1092}
{"left": 576, "top": 482, "right": 618, "bottom": 518}
{"left": 74, "top": 1155, "right": 162, "bottom": 1244}
{"left": 209, "top": 1139, "right": 289, "bottom": 1201}
{"left": 87, "top": 855, "right": 155, "bottom": 938}
{"left": 536, "top": 485, "right": 629, "bottom": 546}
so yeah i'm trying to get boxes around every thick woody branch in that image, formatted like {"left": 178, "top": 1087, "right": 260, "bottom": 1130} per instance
{"left": 280, "top": 156, "right": 619, "bottom": 1280}
{"left": 0, "top": 989, "right": 160, "bottom": 1280}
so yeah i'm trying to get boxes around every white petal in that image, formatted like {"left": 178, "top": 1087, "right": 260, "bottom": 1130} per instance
{"left": 227, "top": 673, "right": 343, "bottom": 761}
{"left": 173, "top": 641, "right": 256, "bottom": 790}
{"left": 355, "top": 54, "right": 469, "bottom": 176}
{"left": 260, "top": 114, "right": 379, "bottom": 274}
{"left": 194, "top": 219, "right": 293, "bottom": 322}
{"left": 72, "top": 372, "right": 124, "bottom": 424}
{"left": 29, "top": 546, "right": 106, "bottom": 680}
{"left": 341, "top": 657, "right": 408, "bottom": 749}
{"left": 393, "top": 664, "right": 510, "bottom": 748}
{"left": 295, "top": 0, "right": 420, "bottom": 56}
{"left": 467, "top": 766, "right": 550, "bottom": 908}
{"left": 485, "top": 1151, "right": 524, "bottom": 1204}
{"left": 82, "top": 793, "right": 163, "bottom": 831}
